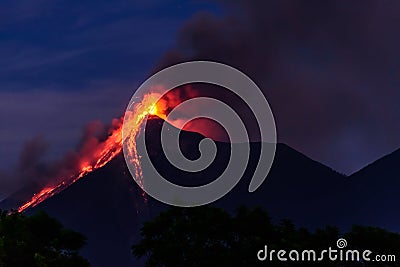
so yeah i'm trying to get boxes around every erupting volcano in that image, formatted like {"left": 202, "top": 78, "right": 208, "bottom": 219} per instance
{"left": 18, "top": 93, "right": 168, "bottom": 213}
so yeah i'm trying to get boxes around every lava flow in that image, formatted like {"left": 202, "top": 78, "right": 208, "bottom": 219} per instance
{"left": 18, "top": 93, "right": 167, "bottom": 213}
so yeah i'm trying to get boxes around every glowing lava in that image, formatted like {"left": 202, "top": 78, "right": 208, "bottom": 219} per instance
{"left": 18, "top": 93, "right": 166, "bottom": 213}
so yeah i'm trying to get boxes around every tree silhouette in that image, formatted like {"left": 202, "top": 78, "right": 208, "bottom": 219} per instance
{"left": 133, "top": 206, "right": 400, "bottom": 267}
{"left": 0, "top": 210, "right": 90, "bottom": 267}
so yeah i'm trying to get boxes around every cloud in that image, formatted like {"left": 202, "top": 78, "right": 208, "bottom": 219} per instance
{"left": 1, "top": 0, "right": 399, "bottom": 199}
{"left": 17, "top": 136, "right": 48, "bottom": 171}
{"left": 155, "top": 0, "right": 400, "bottom": 174}
{"left": 0, "top": 0, "right": 189, "bottom": 92}
{"left": 0, "top": 85, "right": 130, "bottom": 199}
{"left": 0, "top": 84, "right": 131, "bottom": 170}
{"left": 0, "top": 0, "right": 219, "bottom": 198}
{"left": 0, "top": 136, "right": 49, "bottom": 200}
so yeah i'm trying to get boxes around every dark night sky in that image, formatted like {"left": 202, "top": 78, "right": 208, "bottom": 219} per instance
{"left": 1, "top": 0, "right": 399, "bottom": 198}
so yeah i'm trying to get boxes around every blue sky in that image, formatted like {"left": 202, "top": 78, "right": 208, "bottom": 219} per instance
{"left": 0, "top": 0, "right": 220, "bottom": 171}
{"left": 1, "top": 0, "right": 400, "bottom": 199}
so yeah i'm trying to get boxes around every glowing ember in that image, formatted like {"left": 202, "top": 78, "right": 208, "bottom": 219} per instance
{"left": 18, "top": 93, "right": 167, "bottom": 213}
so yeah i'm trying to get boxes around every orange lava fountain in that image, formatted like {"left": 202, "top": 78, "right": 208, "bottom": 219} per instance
{"left": 18, "top": 93, "right": 166, "bottom": 213}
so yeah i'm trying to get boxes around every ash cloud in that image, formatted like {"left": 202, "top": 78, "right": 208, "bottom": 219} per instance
{"left": 0, "top": 137, "right": 49, "bottom": 200}
{"left": 18, "top": 136, "right": 48, "bottom": 172}
{"left": 156, "top": 0, "right": 400, "bottom": 174}
{"left": 1, "top": 0, "right": 399, "bottom": 200}
{"left": 0, "top": 120, "right": 121, "bottom": 200}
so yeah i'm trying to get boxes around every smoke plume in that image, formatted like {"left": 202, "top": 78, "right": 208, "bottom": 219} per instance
{"left": 155, "top": 0, "right": 400, "bottom": 174}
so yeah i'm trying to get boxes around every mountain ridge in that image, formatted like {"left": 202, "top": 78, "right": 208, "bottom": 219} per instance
{"left": 0, "top": 117, "right": 398, "bottom": 266}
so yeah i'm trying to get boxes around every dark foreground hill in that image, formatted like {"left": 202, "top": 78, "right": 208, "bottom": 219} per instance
{"left": 1, "top": 117, "right": 399, "bottom": 266}
{"left": 343, "top": 148, "right": 400, "bottom": 231}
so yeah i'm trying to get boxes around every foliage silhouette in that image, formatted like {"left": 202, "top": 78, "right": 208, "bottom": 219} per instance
{"left": 133, "top": 206, "right": 399, "bottom": 266}
{"left": 0, "top": 209, "right": 90, "bottom": 267}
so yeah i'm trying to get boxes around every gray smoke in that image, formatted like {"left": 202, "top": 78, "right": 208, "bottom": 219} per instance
{"left": 155, "top": 0, "right": 400, "bottom": 174}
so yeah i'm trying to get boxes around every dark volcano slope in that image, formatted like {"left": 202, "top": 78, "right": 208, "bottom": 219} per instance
{"left": 18, "top": 118, "right": 350, "bottom": 266}
{"left": 0, "top": 182, "right": 43, "bottom": 211}
{"left": 3, "top": 117, "right": 398, "bottom": 266}
{"left": 143, "top": 117, "right": 349, "bottom": 229}
{"left": 26, "top": 154, "right": 143, "bottom": 267}
{"left": 344, "top": 148, "right": 400, "bottom": 231}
